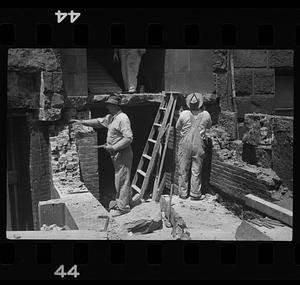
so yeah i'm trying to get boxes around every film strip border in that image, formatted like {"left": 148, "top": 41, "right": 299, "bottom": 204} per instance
{"left": 1, "top": 8, "right": 299, "bottom": 279}
{"left": 0, "top": 8, "right": 300, "bottom": 47}
{"left": 0, "top": 242, "right": 300, "bottom": 279}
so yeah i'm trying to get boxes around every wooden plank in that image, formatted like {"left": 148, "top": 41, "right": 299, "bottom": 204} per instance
{"left": 244, "top": 194, "right": 293, "bottom": 227}
{"left": 6, "top": 230, "right": 107, "bottom": 240}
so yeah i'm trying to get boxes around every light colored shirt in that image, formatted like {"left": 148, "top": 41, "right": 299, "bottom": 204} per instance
{"left": 96, "top": 111, "right": 133, "bottom": 148}
{"left": 176, "top": 110, "right": 212, "bottom": 137}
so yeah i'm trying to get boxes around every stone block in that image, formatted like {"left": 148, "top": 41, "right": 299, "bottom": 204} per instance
{"left": 62, "top": 72, "right": 88, "bottom": 97}
{"left": 234, "top": 69, "right": 253, "bottom": 96}
{"left": 174, "top": 49, "right": 190, "bottom": 73}
{"left": 256, "top": 146, "right": 272, "bottom": 168}
{"left": 164, "top": 72, "right": 185, "bottom": 93}
{"left": 268, "top": 50, "right": 294, "bottom": 68}
{"left": 254, "top": 69, "right": 275, "bottom": 95}
{"left": 235, "top": 95, "right": 275, "bottom": 119}
{"left": 7, "top": 71, "right": 41, "bottom": 109}
{"left": 8, "top": 48, "right": 62, "bottom": 72}
{"left": 190, "top": 49, "right": 215, "bottom": 72}
{"left": 233, "top": 50, "right": 267, "bottom": 68}
{"left": 164, "top": 49, "right": 176, "bottom": 73}
{"left": 184, "top": 71, "right": 215, "bottom": 94}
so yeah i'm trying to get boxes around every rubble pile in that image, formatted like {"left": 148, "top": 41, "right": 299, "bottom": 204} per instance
{"left": 40, "top": 224, "right": 69, "bottom": 231}
{"left": 208, "top": 119, "right": 289, "bottom": 202}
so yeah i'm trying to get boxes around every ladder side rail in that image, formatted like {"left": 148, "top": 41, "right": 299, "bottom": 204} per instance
{"left": 131, "top": 96, "right": 167, "bottom": 190}
{"left": 153, "top": 95, "right": 178, "bottom": 195}
{"left": 138, "top": 94, "right": 175, "bottom": 199}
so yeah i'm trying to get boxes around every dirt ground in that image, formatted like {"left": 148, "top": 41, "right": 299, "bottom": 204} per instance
{"left": 169, "top": 194, "right": 242, "bottom": 240}
{"left": 162, "top": 194, "right": 292, "bottom": 241}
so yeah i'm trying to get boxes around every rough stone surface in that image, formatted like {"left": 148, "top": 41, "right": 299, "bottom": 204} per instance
{"left": 235, "top": 95, "right": 275, "bottom": 119}
{"left": 216, "top": 73, "right": 232, "bottom": 111}
{"left": 8, "top": 48, "right": 62, "bottom": 72}
{"left": 243, "top": 113, "right": 274, "bottom": 146}
{"left": 242, "top": 113, "right": 293, "bottom": 192}
{"left": 212, "top": 49, "right": 228, "bottom": 73}
{"left": 233, "top": 50, "right": 267, "bottom": 68}
{"left": 234, "top": 69, "right": 253, "bottom": 96}
{"left": 268, "top": 50, "right": 294, "bottom": 68}
{"left": 272, "top": 116, "right": 293, "bottom": 191}
{"left": 114, "top": 201, "right": 162, "bottom": 234}
{"left": 8, "top": 48, "right": 65, "bottom": 121}
{"left": 218, "top": 111, "right": 237, "bottom": 140}
{"left": 7, "top": 72, "right": 41, "bottom": 109}
{"left": 253, "top": 69, "right": 275, "bottom": 95}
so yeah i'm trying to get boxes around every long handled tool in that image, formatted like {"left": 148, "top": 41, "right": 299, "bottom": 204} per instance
{"left": 165, "top": 184, "right": 174, "bottom": 228}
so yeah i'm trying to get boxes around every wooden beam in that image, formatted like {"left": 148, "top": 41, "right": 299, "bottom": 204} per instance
{"left": 244, "top": 194, "right": 293, "bottom": 227}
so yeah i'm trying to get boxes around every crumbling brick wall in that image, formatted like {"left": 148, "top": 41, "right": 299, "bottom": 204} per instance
{"left": 49, "top": 109, "right": 100, "bottom": 200}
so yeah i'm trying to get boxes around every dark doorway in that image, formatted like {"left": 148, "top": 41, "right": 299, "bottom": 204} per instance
{"left": 7, "top": 115, "right": 33, "bottom": 230}
{"left": 91, "top": 104, "right": 159, "bottom": 206}
{"left": 274, "top": 69, "right": 294, "bottom": 116}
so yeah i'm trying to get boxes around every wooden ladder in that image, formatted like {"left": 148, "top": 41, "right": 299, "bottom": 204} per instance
{"left": 131, "top": 92, "right": 179, "bottom": 203}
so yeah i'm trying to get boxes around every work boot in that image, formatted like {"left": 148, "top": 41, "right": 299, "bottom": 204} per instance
{"left": 109, "top": 207, "right": 130, "bottom": 218}
{"left": 179, "top": 194, "right": 188, "bottom": 200}
{"left": 190, "top": 195, "right": 205, "bottom": 201}
{"left": 128, "top": 86, "right": 136, "bottom": 94}
{"left": 109, "top": 200, "right": 118, "bottom": 211}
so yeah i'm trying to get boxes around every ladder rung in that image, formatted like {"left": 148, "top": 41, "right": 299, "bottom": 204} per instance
{"left": 142, "top": 154, "right": 151, "bottom": 160}
{"left": 154, "top": 123, "right": 162, "bottom": 128}
{"left": 131, "top": 184, "right": 141, "bottom": 193}
{"left": 148, "top": 139, "right": 157, "bottom": 144}
{"left": 137, "top": 169, "right": 146, "bottom": 177}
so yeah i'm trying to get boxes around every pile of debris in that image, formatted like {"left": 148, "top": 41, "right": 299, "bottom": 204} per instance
{"left": 40, "top": 224, "right": 70, "bottom": 231}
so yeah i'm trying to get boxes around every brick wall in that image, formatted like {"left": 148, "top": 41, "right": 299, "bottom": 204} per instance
{"left": 76, "top": 133, "right": 99, "bottom": 200}
{"left": 210, "top": 158, "right": 274, "bottom": 201}
{"left": 28, "top": 117, "right": 52, "bottom": 229}
{"left": 49, "top": 109, "right": 100, "bottom": 200}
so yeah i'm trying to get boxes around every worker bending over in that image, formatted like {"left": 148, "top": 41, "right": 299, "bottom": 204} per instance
{"left": 176, "top": 93, "right": 212, "bottom": 200}
{"left": 70, "top": 94, "right": 133, "bottom": 217}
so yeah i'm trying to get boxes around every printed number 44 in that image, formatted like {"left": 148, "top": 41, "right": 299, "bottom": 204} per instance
{"left": 54, "top": 265, "right": 80, "bottom": 278}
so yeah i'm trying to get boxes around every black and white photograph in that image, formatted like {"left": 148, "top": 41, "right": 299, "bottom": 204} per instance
{"left": 6, "top": 48, "right": 293, "bottom": 241}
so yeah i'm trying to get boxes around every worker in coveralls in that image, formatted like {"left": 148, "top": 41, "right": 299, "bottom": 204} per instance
{"left": 113, "top": 49, "right": 146, "bottom": 93}
{"left": 70, "top": 94, "right": 133, "bottom": 217}
{"left": 176, "top": 93, "right": 212, "bottom": 200}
